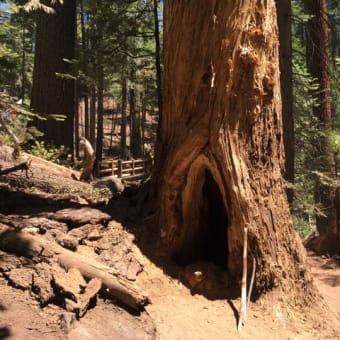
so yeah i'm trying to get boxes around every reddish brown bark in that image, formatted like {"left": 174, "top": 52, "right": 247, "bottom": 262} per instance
{"left": 149, "top": 0, "right": 315, "bottom": 303}
{"left": 31, "top": 0, "right": 76, "bottom": 153}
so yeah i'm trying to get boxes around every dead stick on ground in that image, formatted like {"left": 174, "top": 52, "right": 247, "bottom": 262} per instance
{"left": 238, "top": 226, "right": 248, "bottom": 331}
{"left": 0, "top": 160, "right": 31, "bottom": 176}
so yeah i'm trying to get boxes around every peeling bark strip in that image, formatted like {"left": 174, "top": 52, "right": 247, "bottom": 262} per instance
{"left": 0, "top": 226, "right": 149, "bottom": 310}
{"left": 151, "top": 0, "right": 315, "bottom": 304}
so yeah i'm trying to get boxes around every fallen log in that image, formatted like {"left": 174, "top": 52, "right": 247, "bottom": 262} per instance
{"left": 0, "top": 225, "right": 149, "bottom": 310}
{"left": 58, "top": 253, "right": 150, "bottom": 310}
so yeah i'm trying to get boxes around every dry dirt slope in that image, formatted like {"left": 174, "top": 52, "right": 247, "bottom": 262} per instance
{"left": 0, "top": 148, "right": 340, "bottom": 340}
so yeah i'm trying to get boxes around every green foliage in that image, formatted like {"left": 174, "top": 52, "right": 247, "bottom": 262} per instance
{"left": 77, "top": 0, "right": 158, "bottom": 108}
{"left": 292, "top": 215, "right": 313, "bottom": 239}
{"left": 290, "top": 0, "right": 340, "bottom": 236}
{"left": 0, "top": 92, "right": 39, "bottom": 149}
{"left": 0, "top": 1, "right": 35, "bottom": 100}
{"left": 291, "top": 0, "right": 324, "bottom": 233}
{"left": 26, "top": 140, "right": 73, "bottom": 167}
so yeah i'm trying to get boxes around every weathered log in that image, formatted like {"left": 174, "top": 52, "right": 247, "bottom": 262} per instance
{"left": 58, "top": 253, "right": 149, "bottom": 310}
{"left": 0, "top": 225, "right": 149, "bottom": 310}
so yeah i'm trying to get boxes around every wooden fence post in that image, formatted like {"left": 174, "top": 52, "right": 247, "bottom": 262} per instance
{"left": 132, "top": 160, "right": 135, "bottom": 175}
{"left": 118, "top": 159, "right": 123, "bottom": 178}
{"left": 111, "top": 160, "right": 114, "bottom": 177}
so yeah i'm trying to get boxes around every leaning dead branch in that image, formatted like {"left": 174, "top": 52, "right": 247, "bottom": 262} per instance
{"left": 0, "top": 160, "right": 31, "bottom": 177}
{"left": 0, "top": 107, "right": 21, "bottom": 158}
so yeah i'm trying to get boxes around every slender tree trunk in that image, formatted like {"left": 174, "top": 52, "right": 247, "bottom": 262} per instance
{"left": 120, "top": 78, "right": 127, "bottom": 159}
{"left": 304, "top": 0, "right": 337, "bottom": 235}
{"left": 21, "top": 17, "right": 26, "bottom": 102}
{"left": 84, "top": 96, "right": 90, "bottom": 140}
{"left": 153, "top": 0, "right": 163, "bottom": 134}
{"left": 149, "top": 0, "right": 315, "bottom": 302}
{"left": 74, "top": 83, "right": 80, "bottom": 159}
{"left": 112, "top": 103, "right": 120, "bottom": 148}
{"left": 80, "top": 0, "right": 90, "bottom": 140}
{"left": 96, "top": 67, "right": 104, "bottom": 163}
{"left": 129, "top": 87, "right": 142, "bottom": 159}
{"left": 89, "top": 87, "right": 96, "bottom": 148}
{"left": 110, "top": 106, "right": 115, "bottom": 150}
{"left": 276, "top": 0, "right": 294, "bottom": 204}
{"left": 141, "top": 92, "right": 146, "bottom": 156}
{"left": 31, "top": 0, "right": 76, "bottom": 154}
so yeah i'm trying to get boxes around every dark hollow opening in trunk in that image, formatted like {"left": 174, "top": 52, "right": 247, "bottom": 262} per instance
{"left": 174, "top": 169, "right": 229, "bottom": 270}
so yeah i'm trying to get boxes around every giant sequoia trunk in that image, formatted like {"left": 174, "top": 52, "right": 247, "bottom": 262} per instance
{"left": 31, "top": 0, "right": 76, "bottom": 152}
{"left": 151, "top": 0, "right": 314, "bottom": 300}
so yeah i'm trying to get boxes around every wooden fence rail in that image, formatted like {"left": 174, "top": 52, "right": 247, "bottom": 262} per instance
{"left": 97, "top": 159, "right": 146, "bottom": 180}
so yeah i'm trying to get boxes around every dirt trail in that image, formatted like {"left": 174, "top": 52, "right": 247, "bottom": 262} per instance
{"left": 308, "top": 253, "right": 340, "bottom": 318}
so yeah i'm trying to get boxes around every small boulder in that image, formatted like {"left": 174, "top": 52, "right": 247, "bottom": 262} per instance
{"left": 93, "top": 177, "right": 124, "bottom": 197}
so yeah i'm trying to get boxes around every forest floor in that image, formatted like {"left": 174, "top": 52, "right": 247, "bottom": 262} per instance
{"left": 0, "top": 146, "right": 340, "bottom": 340}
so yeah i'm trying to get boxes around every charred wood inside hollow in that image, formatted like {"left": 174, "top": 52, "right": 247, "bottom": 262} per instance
{"left": 173, "top": 169, "right": 229, "bottom": 270}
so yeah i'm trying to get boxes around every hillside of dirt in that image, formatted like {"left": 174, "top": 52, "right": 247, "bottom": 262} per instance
{"left": 0, "top": 146, "right": 340, "bottom": 340}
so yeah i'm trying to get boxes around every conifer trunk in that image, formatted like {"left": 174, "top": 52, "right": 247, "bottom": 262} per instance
{"left": 89, "top": 87, "right": 96, "bottom": 148}
{"left": 31, "top": 0, "right": 76, "bottom": 152}
{"left": 151, "top": 0, "right": 314, "bottom": 301}
{"left": 96, "top": 67, "right": 104, "bottom": 163}
{"left": 276, "top": 0, "right": 294, "bottom": 204}
{"left": 120, "top": 78, "right": 128, "bottom": 159}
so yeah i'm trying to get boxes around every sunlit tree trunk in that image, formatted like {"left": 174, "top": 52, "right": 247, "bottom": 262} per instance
{"left": 130, "top": 87, "right": 142, "bottom": 159}
{"left": 80, "top": 0, "right": 90, "bottom": 140}
{"left": 153, "top": 0, "right": 163, "bottom": 130}
{"left": 96, "top": 67, "right": 104, "bottom": 163}
{"left": 89, "top": 87, "right": 96, "bottom": 148}
{"left": 120, "top": 77, "right": 128, "bottom": 159}
{"left": 150, "top": 0, "right": 314, "bottom": 301}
